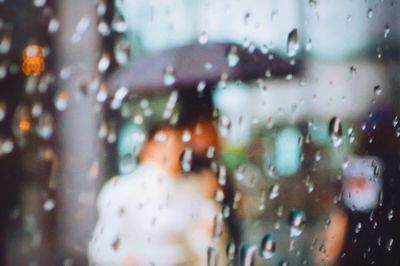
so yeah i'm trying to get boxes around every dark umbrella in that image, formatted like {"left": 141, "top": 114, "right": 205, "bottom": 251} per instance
{"left": 107, "top": 43, "right": 302, "bottom": 95}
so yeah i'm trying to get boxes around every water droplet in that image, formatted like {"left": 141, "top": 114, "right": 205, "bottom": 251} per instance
{"left": 328, "top": 116, "right": 343, "bottom": 147}
{"left": 287, "top": 28, "right": 299, "bottom": 57}
{"left": 98, "top": 20, "right": 111, "bottom": 36}
{"left": 204, "top": 62, "right": 213, "bottom": 71}
{"left": 114, "top": 38, "right": 130, "bottom": 65}
{"left": 384, "top": 24, "right": 390, "bottom": 38}
{"left": 305, "top": 38, "right": 312, "bottom": 51}
{"left": 212, "top": 213, "right": 224, "bottom": 239}
{"left": 393, "top": 116, "right": 399, "bottom": 127}
{"left": 319, "top": 243, "right": 327, "bottom": 254}
{"left": 112, "top": 237, "right": 120, "bottom": 251}
{"left": 180, "top": 148, "right": 193, "bottom": 172}
{"left": 349, "top": 65, "right": 356, "bottom": 75}
{"left": 198, "top": 31, "right": 208, "bottom": 45}
{"left": 215, "top": 189, "right": 225, "bottom": 202}
{"left": 372, "top": 160, "right": 380, "bottom": 180}
{"left": 98, "top": 121, "right": 107, "bottom": 139}
{"left": 308, "top": 0, "right": 317, "bottom": 7}
{"left": 36, "top": 112, "right": 54, "bottom": 139}
{"left": 0, "top": 100, "right": 7, "bottom": 122}
{"left": 0, "top": 34, "right": 11, "bottom": 54}
{"left": 342, "top": 157, "right": 349, "bottom": 169}
{"left": 279, "top": 260, "right": 289, "bottom": 266}
{"left": 72, "top": 17, "right": 90, "bottom": 43}
{"left": 227, "top": 46, "right": 240, "bottom": 67}
{"left": 239, "top": 244, "right": 257, "bottom": 266}
{"left": 107, "top": 123, "right": 117, "bottom": 143}
{"left": 97, "top": 83, "right": 108, "bottom": 103}
{"left": 33, "top": 0, "right": 46, "bottom": 7}
{"left": 0, "top": 137, "right": 14, "bottom": 156}
{"left": 260, "top": 234, "right": 276, "bottom": 259}
{"left": 96, "top": 0, "right": 107, "bottom": 17}
{"left": 354, "top": 222, "right": 362, "bottom": 234}
{"left": 269, "top": 184, "right": 279, "bottom": 200}
{"left": 373, "top": 85, "right": 382, "bottom": 96}
{"left": 217, "top": 165, "right": 227, "bottom": 185}
{"left": 218, "top": 115, "right": 231, "bottom": 137}
{"left": 98, "top": 53, "right": 111, "bottom": 73}
{"left": 226, "top": 241, "right": 236, "bottom": 260}
{"left": 387, "top": 238, "right": 394, "bottom": 251}
{"left": 163, "top": 66, "right": 176, "bottom": 86}
{"left": 288, "top": 209, "right": 306, "bottom": 237}
{"left": 197, "top": 80, "right": 206, "bottom": 94}
{"left": 265, "top": 163, "right": 276, "bottom": 177}
{"left": 111, "top": 14, "right": 127, "bottom": 33}
{"left": 48, "top": 18, "right": 60, "bottom": 33}
{"left": 367, "top": 8, "right": 373, "bottom": 18}
{"left": 43, "top": 198, "right": 55, "bottom": 211}
{"left": 207, "top": 246, "right": 219, "bottom": 266}
{"left": 54, "top": 90, "right": 69, "bottom": 111}
{"left": 120, "top": 153, "right": 136, "bottom": 174}
{"left": 305, "top": 176, "right": 314, "bottom": 193}
{"left": 388, "top": 209, "right": 394, "bottom": 221}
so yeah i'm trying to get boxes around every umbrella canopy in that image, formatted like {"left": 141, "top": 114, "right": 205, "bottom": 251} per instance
{"left": 108, "top": 43, "right": 302, "bottom": 95}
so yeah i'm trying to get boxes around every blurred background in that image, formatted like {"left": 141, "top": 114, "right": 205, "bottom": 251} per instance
{"left": 1, "top": 0, "right": 400, "bottom": 265}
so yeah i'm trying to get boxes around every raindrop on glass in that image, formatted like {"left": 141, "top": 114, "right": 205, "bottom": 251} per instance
{"left": 43, "top": 198, "right": 56, "bottom": 211}
{"left": 114, "top": 39, "right": 130, "bottom": 66}
{"left": 287, "top": 28, "right": 299, "bottom": 57}
{"left": 0, "top": 34, "right": 11, "bottom": 54}
{"left": 349, "top": 65, "right": 356, "bottom": 75}
{"left": 260, "top": 234, "right": 276, "bottom": 259}
{"left": 328, "top": 116, "right": 343, "bottom": 147}
{"left": 36, "top": 112, "right": 54, "bottom": 139}
{"left": 48, "top": 18, "right": 60, "bottom": 33}
{"left": 288, "top": 208, "right": 306, "bottom": 237}
{"left": 269, "top": 184, "right": 279, "bottom": 200}
{"left": 305, "top": 38, "right": 312, "bottom": 51}
{"left": 218, "top": 115, "right": 231, "bottom": 137}
{"left": 54, "top": 90, "right": 69, "bottom": 111}
{"left": 180, "top": 148, "right": 193, "bottom": 172}
{"left": 98, "top": 53, "right": 111, "bottom": 73}
{"left": 98, "top": 20, "right": 111, "bottom": 36}
{"left": 227, "top": 46, "right": 240, "bottom": 67}
{"left": 111, "top": 14, "right": 127, "bottom": 33}
{"left": 120, "top": 154, "right": 136, "bottom": 174}
{"left": 354, "top": 222, "right": 362, "bottom": 234}
{"left": 393, "top": 116, "right": 399, "bottom": 128}
{"left": 239, "top": 243, "right": 257, "bottom": 266}
{"left": 0, "top": 138, "right": 14, "bottom": 156}
{"left": 207, "top": 246, "right": 219, "bottom": 266}
{"left": 388, "top": 209, "right": 394, "bottom": 221}
{"left": 33, "top": 0, "right": 46, "bottom": 8}
{"left": 387, "top": 238, "right": 394, "bottom": 252}
{"left": 198, "top": 31, "right": 208, "bottom": 45}
{"left": 373, "top": 85, "right": 382, "bottom": 96}
{"left": 0, "top": 100, "right": 6, "bottom": 122}
{"left": 163, "top": 66, "right": 176, "bottom": 86}
{"left": 212, "top": 213, "right": 224, "bottom": 239}
{"left": 384, "top": 24, "right": 390, "bottom": 38}
{"left": 367, "top": 8, "right": 373, "bottom": 18}
{"left": 226, "top": 241, "right": 236, "bottom": 260}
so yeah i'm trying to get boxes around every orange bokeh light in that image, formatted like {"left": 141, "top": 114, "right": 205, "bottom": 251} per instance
{"left": 22, "top": 44, "right": 45, "bottom": 76}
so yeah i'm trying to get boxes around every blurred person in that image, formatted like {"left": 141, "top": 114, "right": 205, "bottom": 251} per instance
{"left": 314, "top": 208, "right": 348, "bottom": 265}
{"left": 339, "top": 107, "right": 400, "bottom": 266}
{"left": 88, "top": 117, "right": 225, "bottom": 265}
